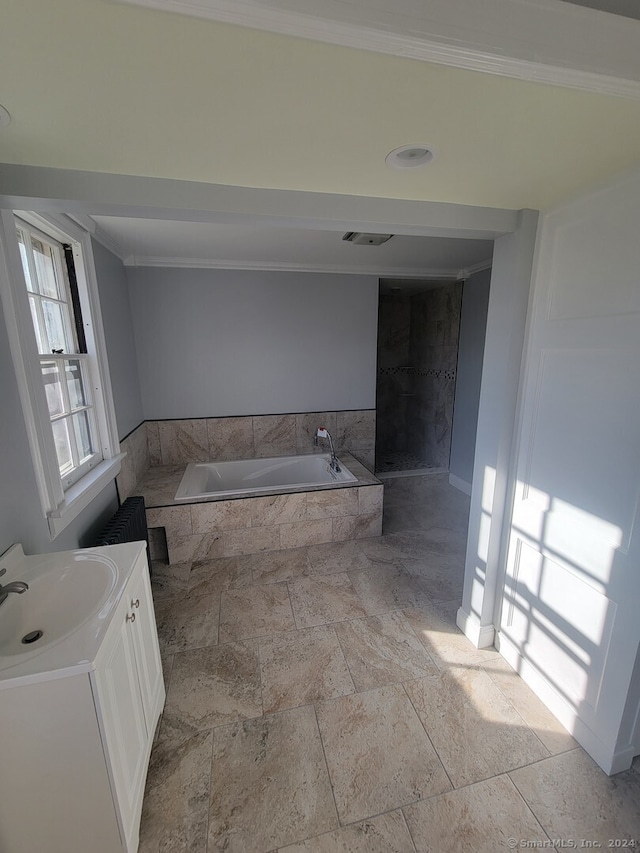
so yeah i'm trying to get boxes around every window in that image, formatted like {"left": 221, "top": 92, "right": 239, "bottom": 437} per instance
{"left": 16, "top": 220, "right": 101, "bottom": 489}
{"left": 0, "top": 210, "right": 121, "bottom": 537}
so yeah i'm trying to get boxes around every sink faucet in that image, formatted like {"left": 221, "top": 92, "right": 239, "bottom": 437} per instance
{"left": 315, "top": 427, "right": 341, "bottom": 474}
{"left": 0, "top": 568, "right": 28, "bottom": 607}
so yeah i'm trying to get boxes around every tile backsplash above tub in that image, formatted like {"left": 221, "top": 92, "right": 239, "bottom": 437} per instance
{"left": 147, "top": 411, "right": 375, "bottom": 471}
{"left": 117, "top": 411, "right": 376, "bottom": 501}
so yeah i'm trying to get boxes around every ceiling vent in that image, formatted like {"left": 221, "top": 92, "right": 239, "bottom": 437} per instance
{"left": 342, "top": 232, "right": 393, "bottom": 246}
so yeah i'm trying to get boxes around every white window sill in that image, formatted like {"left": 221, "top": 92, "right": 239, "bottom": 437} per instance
{"left": 47, "top": 455, "right": 123, "bottom": 539}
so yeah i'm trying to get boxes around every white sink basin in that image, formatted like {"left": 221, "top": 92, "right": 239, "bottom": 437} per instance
{"left": 0, "top": 556, "right": 118, "bottom": 658}
{"left": 0, "top": 542, "right": 143, "bottom": 681}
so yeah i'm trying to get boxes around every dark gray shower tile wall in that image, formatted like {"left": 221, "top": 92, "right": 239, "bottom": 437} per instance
{"left": 375, "top": 294, "right": 412, "bottom": 457}
{"left": 376, "top": 283, "right": 462, "bottom": 471}
{"left": 410, "top": 283, "right": 462, "bottom": 469}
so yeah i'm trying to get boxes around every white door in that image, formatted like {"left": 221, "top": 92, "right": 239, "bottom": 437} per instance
{"left": 498, "top": 171, "right": 640, "bottom": 774}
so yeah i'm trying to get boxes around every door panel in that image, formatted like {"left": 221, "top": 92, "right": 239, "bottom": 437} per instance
{"left": 499, "top": 172, "right": 640, "bottom": 773}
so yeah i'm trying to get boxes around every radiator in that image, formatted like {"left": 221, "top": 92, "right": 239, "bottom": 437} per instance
{"left": 95, "top": 495, "right": 151, "bottom": 574}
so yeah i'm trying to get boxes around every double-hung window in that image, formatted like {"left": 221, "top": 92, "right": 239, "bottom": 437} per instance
{"left": 16, "top": 219, "right": 101, "bottom": 489}
{"left": 0, "top": 210, "right": 121, "bottom": 537}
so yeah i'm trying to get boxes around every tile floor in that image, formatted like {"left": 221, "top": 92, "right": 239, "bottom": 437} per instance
{"left": 139, "top": 473, "right": 640, "bottom": 852}
{"left": 375, "top": 449, "right": 433, "bottom": 474}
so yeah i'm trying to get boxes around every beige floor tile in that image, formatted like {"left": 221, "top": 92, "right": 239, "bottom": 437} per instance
{"left": 403, "top": 603, "right": 498, "bottom": 670}
{"left": 334, "top": 611, "right": 437, "bottom": 691}
{"left": 161, "top": 653, "right": 174, "bottom": 687}
{"left": 252, "top": 547, "right": 311, "bottom": 584}
{"left": 358, "top": 535, "right": 409, "bottom": 564}
{"left": 188, "top": 554, "right": 254, "bottom": 595}
{"left": 260, "top": 625, "right": 354, "bottom": 713}
{"left": 154, "top": 591, "right": 220, "bottom": 654}
{"left": 405, "top": 668, "right": 549, "bottom": 788}
{"left": 403, "top": 774, "right": 548, "bottom": 853}
{"left": 510, "top": 749, "right": 640, "bottom": 845}
{"left": 401, "top": 552, "right": 465, "bottom": 603}
{"left": 219, "top": 582, "right": 295, "bottom": 641}
{"left": 406, "top": 500, "right": 471, "bottom": 535}
{"left": 382, "top": 506, "right": 424, "bottom": 534}
{"left": 279, "top": 810, "right": 416, "bottom": 852}
{"left": 316, "top": 685, "right": 451, "bottom": 824}
{"left": 150, "top": 560, "right": 191, "bottom": 599}
{"left": 138, "top": 730, "right": 212, "bottom": 853}
{"left": 361, "top": 529, "right": 467, "bottom": 564}
{"left": 162, "top": 641, "right": 262, "bottom": 736}
{"left": 209, "top": 706, "right": 338, "bottom": 852}
{"left": 349, "top": 564, "right": 432, "bottom": 615}
{"left": 482, "top": 655, "right": 578, "bottom": 755}
{"left": 306, "top": 540, "right": 373, "bottom": 575}
{"left": 288, "top": 573, "right": 368, "bottom": 628}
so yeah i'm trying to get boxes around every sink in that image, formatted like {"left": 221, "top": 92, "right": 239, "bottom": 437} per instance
{"left": 0, "top": 547, "right": 122, "bottom": 671}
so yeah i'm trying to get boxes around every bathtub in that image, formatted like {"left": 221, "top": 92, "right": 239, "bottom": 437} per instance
{"left": 174, "top": 452, "right": 358, "bottom": 500}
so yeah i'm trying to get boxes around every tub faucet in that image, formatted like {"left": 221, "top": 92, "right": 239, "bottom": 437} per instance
{"left": 315, "top": 427, "right": 341, "bottom": 474}
{"left": 0, "top": 568, "right": 28, "bottom": 607}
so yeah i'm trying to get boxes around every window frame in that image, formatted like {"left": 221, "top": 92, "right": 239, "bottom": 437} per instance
{"left": 0, "top": 209, "right": 121, "bottom": 538}
{"left": 16, "top": 217, "right": 103, "bottom": 488}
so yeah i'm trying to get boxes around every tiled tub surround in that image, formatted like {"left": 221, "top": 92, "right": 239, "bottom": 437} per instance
{"left": 138, "top": 454, "right": 383, "bottom": 564}
{"left": 117, "top": 421, "right": 151, "bottom": 502}
{"left": 117, "top": 411, "right": 375, "bottom": 501}
{"left": 147, "top": 410, "right": 376, "bottom": 471}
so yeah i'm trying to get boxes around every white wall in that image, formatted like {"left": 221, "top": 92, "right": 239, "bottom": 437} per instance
{"left": 449, "top": 268, "right": 491, "bottom": 488}
{"left": 126, "top": 268, "right": 379, "bottom": 419}
{"left": 93, "top": 239, "right": 144, "bottom": 439}
{"left": 457, "top": 209, "right": 539, "bottom": 649}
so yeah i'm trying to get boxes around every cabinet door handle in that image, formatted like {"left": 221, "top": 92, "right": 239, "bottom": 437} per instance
{"left": 126, "top": 612, "right": 136, "bottom": 623}
{"left": 132, "top": 598, "right": 140, "bottom": 609}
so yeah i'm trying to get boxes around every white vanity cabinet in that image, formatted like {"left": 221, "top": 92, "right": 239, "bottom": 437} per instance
{"left": 0, "top": 542, "right": 165, "bottom": 853}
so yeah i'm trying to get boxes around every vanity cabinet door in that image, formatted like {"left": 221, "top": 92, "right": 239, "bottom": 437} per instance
{"left": 93, "top": 592, "right": 149, "bottom": 850}
{"left": 127, "top": 555, "right": 165, "bottom": 733}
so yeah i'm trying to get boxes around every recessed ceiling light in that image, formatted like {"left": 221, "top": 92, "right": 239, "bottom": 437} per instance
{"left": 385, "top": 144, "right": 436, "bottom": 169}
{"left": 0, "top": 105, "right": 11, "bottom": 127}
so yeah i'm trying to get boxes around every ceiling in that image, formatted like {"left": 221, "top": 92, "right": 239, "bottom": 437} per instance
{"left": 1, "top": 0, "right": 640, "bottom": 212}
{"left": 91, "top": 216, "right": 493, "bottom": 278}
{"left": 558, "top": 0, "right": 640, "bottom": 18}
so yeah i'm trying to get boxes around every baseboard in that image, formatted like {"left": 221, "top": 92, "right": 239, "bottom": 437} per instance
{"left": 448, "top": 473, "right": 472, "bottom": 496}
{"left": 456, "top": 607, "right": 495, "bottom": 649}
{"left": 498, "top": 631, "right": 633, "bottom": 775}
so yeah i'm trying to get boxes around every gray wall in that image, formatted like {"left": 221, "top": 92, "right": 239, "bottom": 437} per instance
{"left": 0, "top": 294, "right": 118, "bottom": 556}
{"left": 449, "top": 268, "right": 491, "bottom": 486}
{"left": 93, "top": 239, "right": 144, "bottom": 439}
{"left": 127, "top": 268, "right": 379, "bottom": 419}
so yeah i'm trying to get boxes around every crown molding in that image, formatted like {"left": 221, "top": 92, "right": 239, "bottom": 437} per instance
{"left": 123, "top": 255, "right": 463, "bottom": 279}
{"left": 458, "top": 258, "right": 493, "bottom": 280}
{"left": 112, "top": 0, "right": 640, "bottom": 100}
{"left": 90, "top": 223, "right": 129, "bottom": 261}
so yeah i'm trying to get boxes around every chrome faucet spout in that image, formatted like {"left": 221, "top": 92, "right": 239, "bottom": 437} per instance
{"left": 0, "top": 568, "right": 29, "bottom": 607}
{"left": 316, "top": 427, "right": 341, "bottom": 474}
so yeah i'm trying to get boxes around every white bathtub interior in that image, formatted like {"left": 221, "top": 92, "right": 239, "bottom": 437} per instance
{"left": 175, "top": 453, "right": 358, "bottom": 500}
